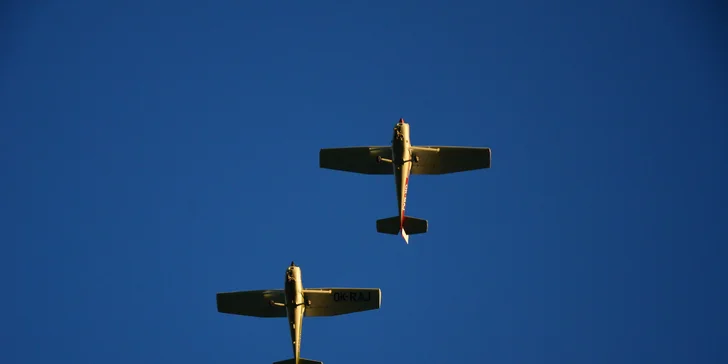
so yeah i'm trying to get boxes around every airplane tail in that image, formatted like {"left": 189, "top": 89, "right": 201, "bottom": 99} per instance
{"left": 273, "top": 359, "right": 322, "bottom": 364}
{"left": 376, "top": 216, "right": 428, "bottom": 243}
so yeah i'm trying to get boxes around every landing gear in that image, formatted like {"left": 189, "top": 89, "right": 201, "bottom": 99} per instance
{"left": 376, "top": 156, "right": 393, "bottom": 164}
{"left": 291, "top": 299, "right": 312, "bottom": 308}
{"left": 269, "top": 300, "right": 284, "bottom": 307}
{"left": 401, "top": 155, "right": 419, "bottom": 164}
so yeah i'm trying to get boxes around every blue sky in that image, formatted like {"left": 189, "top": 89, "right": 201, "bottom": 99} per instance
{"left": 2, "top": 1, "right": 726, "bottom": 363}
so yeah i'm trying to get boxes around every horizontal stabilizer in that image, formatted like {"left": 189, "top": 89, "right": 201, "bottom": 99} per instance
{"left": 273, "top": 358, "right": 322, "bottom": 364}
{"left": 376, "top": 216, "right": 428, "bottom": 235}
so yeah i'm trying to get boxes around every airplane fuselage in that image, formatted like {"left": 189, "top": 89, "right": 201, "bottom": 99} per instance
{"left": 284, "top": 265, "right": 304, "bottom": 364}
{"left": 391, "top": 121, "right": 412, "bottom": 230}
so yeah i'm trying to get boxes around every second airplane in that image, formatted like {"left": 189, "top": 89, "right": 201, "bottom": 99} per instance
{"left": 319, "top": 118, "right": 492, "bottom": 244}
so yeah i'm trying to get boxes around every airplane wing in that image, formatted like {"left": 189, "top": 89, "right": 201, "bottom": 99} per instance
{"left": 303, "top": 288, "right": 381, "bottom": 317}
{"left": 319, "top": 147, "right": 392, "bottom": 175}
{"left": 216, "top": 289, "right": 287, "bottom": 318}
{"left": 410, "top": 146, "right": 491, "bottom": 175}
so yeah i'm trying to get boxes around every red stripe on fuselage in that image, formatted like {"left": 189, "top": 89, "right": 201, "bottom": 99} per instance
{"left": 401, "top": 176, "right": 409, "bottom": 228}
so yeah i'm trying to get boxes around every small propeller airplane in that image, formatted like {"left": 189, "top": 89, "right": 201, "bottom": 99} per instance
{"left": 319, "top": 118, "right": 491, "bottom": 244}
{"left": 216, "top": 261, "right": 382, "bottom": 364}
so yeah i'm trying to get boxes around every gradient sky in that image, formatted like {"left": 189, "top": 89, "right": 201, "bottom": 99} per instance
{"left": 2, "top": 1, "right": 727, "bottom": 363}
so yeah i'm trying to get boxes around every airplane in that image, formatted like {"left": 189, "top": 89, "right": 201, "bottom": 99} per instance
{"left": 319, "top": 118, "right": 491, "bottom": 244}
{"left": 216, "top": 261, "right": 382, "bottom": 364}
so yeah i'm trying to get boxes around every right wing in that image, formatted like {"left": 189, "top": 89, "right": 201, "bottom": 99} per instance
{"left": 411, "top": 146, "right": 491, "bottom": 175}
{"left": 216, "top": 289, "right": 287, "bottom": 318}
{"left": 319, "top": 147, "right": 392, "bottom": 175}
{"left": 303, "top": 288, "right": 381, "bottom": 317}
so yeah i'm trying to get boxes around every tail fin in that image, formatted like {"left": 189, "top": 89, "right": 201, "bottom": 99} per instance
{"left": 273, "top": 358, "right": 322, "bottom": 364}
{"left": 376, "top": 216, "right": 428, "bottom": 243}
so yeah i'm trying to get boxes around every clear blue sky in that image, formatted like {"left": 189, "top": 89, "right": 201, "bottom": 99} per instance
{"left": 2, "top": 1, "right": 726, "bottom": 363}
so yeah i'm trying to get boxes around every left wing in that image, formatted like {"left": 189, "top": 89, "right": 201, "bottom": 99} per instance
{"left": 216, "top": 289, "right": 287, "bottom": 318}
{"left": 303, "top": 288, "right": 381, "bottom": 317}
{"left": 319, "top": 147, "right": 392, "bottom": 175}
{"left": 410, "top": 146, "right": 491, "bottom": 175}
